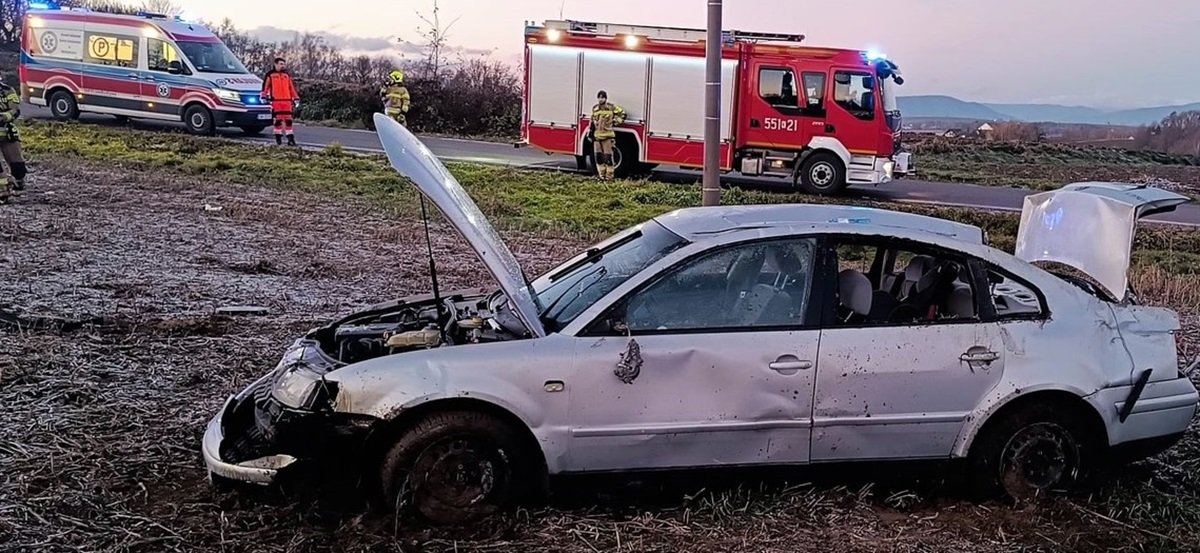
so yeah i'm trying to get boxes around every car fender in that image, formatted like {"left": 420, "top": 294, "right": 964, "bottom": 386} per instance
{"left": 951, "top": 381, "right": 1100, "bottom": 458}
{"left": 806, "top": 136, "right": 852, "bottom": 168}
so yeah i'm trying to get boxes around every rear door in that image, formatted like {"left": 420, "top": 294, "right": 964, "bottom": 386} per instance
{"left": 812, "top": 236, "right": 1006, "bottom": 461}
{"left": 824, "top": 68, "right": 881, "bottom": 156}
{"left": 740, "top": 58, "right": 825, "bottom": 151}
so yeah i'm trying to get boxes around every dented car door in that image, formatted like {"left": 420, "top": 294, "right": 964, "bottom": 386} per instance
{"left": 563, "top": 238, "right": 823, "bottom": 471}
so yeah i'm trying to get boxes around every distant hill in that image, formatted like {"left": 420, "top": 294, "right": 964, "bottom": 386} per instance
{"left": 899, "top": 95, "right": 1200, "bottom": 126}
{"left": 897, "top": 96, "right": 1009, "bottom": 121}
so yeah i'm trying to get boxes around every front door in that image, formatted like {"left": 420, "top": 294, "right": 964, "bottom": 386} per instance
{"left": 812, "top": 237, "right": 1006, "bottom": 461}
{"left": 142, "top": 37, "right": 182, "bottom": 117}
{"left": 564, "top": 237, "right": 824, "bottom": 472}
{"left": 824, "top": 67, "right": 882, "bottom": 156}
{"left": 740, "top": 60, "right": 827, "bottom": 151}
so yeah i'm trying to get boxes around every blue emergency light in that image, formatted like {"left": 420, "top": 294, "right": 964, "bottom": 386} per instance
{"left": 865, "top": 49, "right": 887, "bottom": 62}
{"left": 28, "top": 1, "right": 60, "bottom": 10}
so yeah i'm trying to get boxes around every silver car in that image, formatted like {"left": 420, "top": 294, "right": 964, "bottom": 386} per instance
{"left": 203, "top": 115, "right": 1198, "bottom": 523}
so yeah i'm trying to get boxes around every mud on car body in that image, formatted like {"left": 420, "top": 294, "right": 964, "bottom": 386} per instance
{"left": 203, "top": 114, "right": 1199, "bottom": 523}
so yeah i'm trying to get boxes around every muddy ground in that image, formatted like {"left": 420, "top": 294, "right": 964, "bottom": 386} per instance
{"left": 1, "top": 160, "right": 1198, "bottom": 552}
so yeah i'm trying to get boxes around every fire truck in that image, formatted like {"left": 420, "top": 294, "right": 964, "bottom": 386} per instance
{"left": 520, "top": 20, "right": 912, "bottom": 195}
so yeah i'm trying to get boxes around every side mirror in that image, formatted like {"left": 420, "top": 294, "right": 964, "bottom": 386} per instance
{"left": 167, "top": 60, "right": 183, "bottom": 75}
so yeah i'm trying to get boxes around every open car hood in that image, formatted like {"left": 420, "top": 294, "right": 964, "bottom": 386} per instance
{"left": 1015, "top": 182, "right": 1189, "bottom": 300}
{"left": 374, "top": 114, "right": 546, "bottom": 337}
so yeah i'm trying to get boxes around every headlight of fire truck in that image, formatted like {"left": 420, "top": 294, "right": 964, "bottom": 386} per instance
{"left": 212, "top": 88, "right": 242, "bottom": 103}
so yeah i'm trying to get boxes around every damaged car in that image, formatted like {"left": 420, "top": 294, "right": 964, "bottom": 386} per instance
{"left": 203, "top": 113, "right": 1199, "bottom": 523}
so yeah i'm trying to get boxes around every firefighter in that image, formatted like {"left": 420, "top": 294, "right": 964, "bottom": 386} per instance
{"left": 261, "top": 57, "right": 301, "bottom": 145}
{"left": 0, "top": 79, "right": 25, "bottom": 203}
{"left": 380, "top": 70, "right": 411, "bottom": 125}
{"left": 590, "top": 90, "right": 625, "bottom": 180}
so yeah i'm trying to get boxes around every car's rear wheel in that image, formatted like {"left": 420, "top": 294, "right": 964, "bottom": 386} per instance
{"left": 379, "top": 411, "right": 536, "bottom": 524}
{"left": 49, "top": 90, "right": 80, "bottom": 121}
{"left": 968, "top": 403, "right": 1094, "bottom": 500}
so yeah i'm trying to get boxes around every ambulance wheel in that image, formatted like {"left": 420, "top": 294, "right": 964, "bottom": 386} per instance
{"left": 797, "top": 152, "right": 846, "bottom": 195}
{"left": 240, "top": 125, "right": 268, "bottom": 136}
{"left": 49, "top": 90, "right": 80, "bottom": 121}
{"left": 184, "top": 105, "right": 216, "bottom": 136}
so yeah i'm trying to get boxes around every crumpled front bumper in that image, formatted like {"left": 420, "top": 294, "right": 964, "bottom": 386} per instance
{"left": 201, "top": 374, "right": 378, "bottom": 486}
{"left": 202, "top": 396, "right": 298, "bottom": 485}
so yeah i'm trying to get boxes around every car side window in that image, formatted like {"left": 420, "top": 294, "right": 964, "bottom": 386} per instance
{"left": 147, "top": 38, "right": 183, "bottom": 73}
{"left": 618, "top": 238, "right": 817, "bottom": 333}
{"left": 833, "top": 240, "right": 979, "bottom": 326}
{"left": 833, "top": 71, "right": 875, "bottom": 120}
{"left": 759, "top": 67, "right": 800, "bottom": 112}
{"left": 985, "top": 266, "right": 1046, "bottom": 318}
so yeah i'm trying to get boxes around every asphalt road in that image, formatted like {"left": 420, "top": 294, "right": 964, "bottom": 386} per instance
{"left": 23, "top": 106, "right": 1200, "bottom": 227}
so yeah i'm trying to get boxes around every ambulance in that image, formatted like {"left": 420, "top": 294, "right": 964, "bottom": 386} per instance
{"left": 19, "top": 4, "right": 272, "bottom": 135}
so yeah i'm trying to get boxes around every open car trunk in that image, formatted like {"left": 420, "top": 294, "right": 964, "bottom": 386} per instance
{"left": 1015, "top": 183, "right": 1189, "bottom": 301}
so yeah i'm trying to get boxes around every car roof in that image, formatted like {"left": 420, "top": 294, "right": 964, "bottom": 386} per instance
{"left": 654, "top": 204, "right": 986, "bottom": 244}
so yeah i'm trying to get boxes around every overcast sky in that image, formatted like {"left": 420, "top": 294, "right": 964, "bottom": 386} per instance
{"left": 174, "top": 0, "right": 1200, "bottom": 109}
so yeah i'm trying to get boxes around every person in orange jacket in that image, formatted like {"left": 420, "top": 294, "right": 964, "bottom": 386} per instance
{"left": 261, "top": 57, "right": 301, "bottom": 145}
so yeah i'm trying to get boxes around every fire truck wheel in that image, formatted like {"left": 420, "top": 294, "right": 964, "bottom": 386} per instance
{"left": 612, "top": 136, "right": 638, "bottom": 179}
{"left": 49, "top": 90, "right": 80, "bottom": 121}
{"left": 184, "top": 105, "right": 216, "bottom": 136}
{"left": 575, "top": 155, "right": 589, "bottom": 171}
{"left": 798, "top": 152, "right": 846, "bottom": 195}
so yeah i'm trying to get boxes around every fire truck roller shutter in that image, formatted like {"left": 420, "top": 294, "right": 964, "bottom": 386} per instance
{"left": 580, "top": 49, "right": 648, "bottom": 125}
{"left": 528, "top": 45, "right": 580, "bottom": 127}
{"left": 646, "top": 55, "right": 737, "bottom": 140}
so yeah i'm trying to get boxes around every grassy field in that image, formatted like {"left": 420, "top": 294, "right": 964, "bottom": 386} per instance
{"left": 19, "top": 120, "right": 1200, "bottom": 275}
{"left": 907, "top": 134, "right": 1200, "bottom": 195}
{"left": 4, "top": 120, "right": 1200, "bottom": 552}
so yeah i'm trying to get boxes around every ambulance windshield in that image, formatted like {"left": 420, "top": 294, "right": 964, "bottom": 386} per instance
{"left": 177, "top": 41, "right": 249, "bottom": 74}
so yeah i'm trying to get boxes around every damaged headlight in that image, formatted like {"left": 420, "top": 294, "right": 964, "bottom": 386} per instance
{"left": 270, "top": 342, "right": 337, "bottom": 409}
{"left": 271, "top": 363, "right": 325, "bottom": 409}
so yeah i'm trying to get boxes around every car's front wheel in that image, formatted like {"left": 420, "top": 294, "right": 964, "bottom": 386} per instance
{"left": 968, "top": 403, "right": 1095, "bottom": 500}
{"left": 379, "top": 411, "right": 537, "bottom": 524}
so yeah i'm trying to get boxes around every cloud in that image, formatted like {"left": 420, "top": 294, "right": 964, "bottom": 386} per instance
{"left": 245, "top": 26, "right": 494, "bottom": 59}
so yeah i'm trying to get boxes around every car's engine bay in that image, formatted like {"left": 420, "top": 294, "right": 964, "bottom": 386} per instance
{"left": 310, "top": 289, "right": 528, "bottom": 365}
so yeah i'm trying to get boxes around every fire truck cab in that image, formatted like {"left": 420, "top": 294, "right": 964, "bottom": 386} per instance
{"left": 521, "top": 20, "right": 912, "bottom": 195}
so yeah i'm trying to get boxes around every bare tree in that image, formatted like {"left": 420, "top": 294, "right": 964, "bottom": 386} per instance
{"left": 405, "top": 0, "right": 461, "bottom": 79}
{"left": 140, "top": 0, "right": 182, "bottom": 15}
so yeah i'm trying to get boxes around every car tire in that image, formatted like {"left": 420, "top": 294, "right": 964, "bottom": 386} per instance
{"left": 968, "top": 403, "right": 1095, "bottom": 500}
{"left": 183, "top": 104, "right": 216, "bottom": 136}
{"left": 240, "top": 125, "right": 268, "bottom": 136}
{"left": 797, "top": 152, "right": 846, "bottom": 195}
{"left": 49, "top": 90, "right": 80, "bottom": 121}
{"left": 378, "top": 410, "right": 537, "bottom": 525}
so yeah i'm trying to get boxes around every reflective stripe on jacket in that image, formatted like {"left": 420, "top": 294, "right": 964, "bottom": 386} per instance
{"left": 591, "top": 102, "right": 626, "bottom": 140}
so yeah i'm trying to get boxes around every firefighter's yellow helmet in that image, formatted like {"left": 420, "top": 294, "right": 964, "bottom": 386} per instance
{"left": 389, "top": 70, "right": 405, "bottom": 84}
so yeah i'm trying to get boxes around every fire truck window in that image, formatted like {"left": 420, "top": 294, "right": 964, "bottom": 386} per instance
{"left": 801, "top": 72, "right": 826, "bottom": 118}
{"left": 833, "top": 71, "right": 876, "bottom": 121}
{"left": 84, "top": 33, "right": 138, "bottom": 69}
{"left": 148, "top": 39, "right": 183, "bottom": 73}
{"left": 758, "top": 68, "right": 799, "bottom": 110}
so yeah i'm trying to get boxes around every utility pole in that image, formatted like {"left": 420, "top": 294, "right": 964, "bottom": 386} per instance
{"left": 701, "top": 0, "right": 722, "bottom": 206}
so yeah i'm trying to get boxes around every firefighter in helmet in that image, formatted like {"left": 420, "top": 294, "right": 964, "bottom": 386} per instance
{"left": 0, "top": 78, "right": 26, "bottom": 203}
{"left": 381, "top": 70, "right": 411, "bottom": 125}
{"left": 590, "top": 90, "right": 625, "bottom": 180}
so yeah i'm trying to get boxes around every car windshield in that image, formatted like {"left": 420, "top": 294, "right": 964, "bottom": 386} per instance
{"left": 532, "top": 220, "right": 687, "bottom": 332}
{"left": 176, "top": 41, "right": 248, "bottom": 74}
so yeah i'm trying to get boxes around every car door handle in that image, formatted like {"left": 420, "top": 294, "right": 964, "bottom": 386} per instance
{"left": 960, "top": 351, "right": 999, "bottom": 363}
{"left": 126, "top": 73, "right": 140, "bottom": 79}
{"left": 769, "top": 356, "right": 813, "bottom": 373}
{"left": 142, "top": 76, "right": 156, "bottom": 81}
